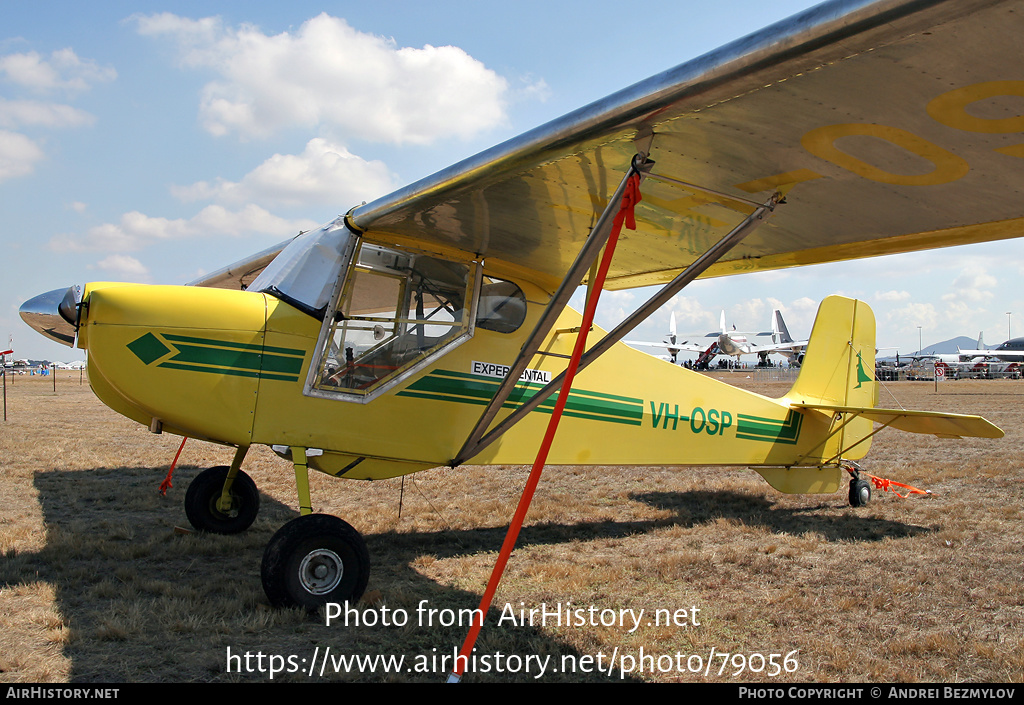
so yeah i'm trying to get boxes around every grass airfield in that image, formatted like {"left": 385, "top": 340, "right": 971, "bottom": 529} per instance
{"left": 1, "top": 371, "right": 1022, "bottom": 683}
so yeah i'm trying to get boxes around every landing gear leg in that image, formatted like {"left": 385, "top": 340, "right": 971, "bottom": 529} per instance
{"left": 260, "top": 446, "right": 371, "bottom": 609}
{"left": 291, "top": 446, "right": 314, "bottom": 516}
{"left": 184, "top": 445, "right": 259, "bottom": 533}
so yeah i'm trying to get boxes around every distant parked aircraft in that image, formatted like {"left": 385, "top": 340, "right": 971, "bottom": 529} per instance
{"left": 958, "top": 333, "right": 1024, "bottom": 363}
{"left": 630, "top": 308, "right": 809, "bottom": 366}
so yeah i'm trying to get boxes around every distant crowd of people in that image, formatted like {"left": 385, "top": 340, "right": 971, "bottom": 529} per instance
{"left": 682, "top": 357, "right": 790, "bottom": 371}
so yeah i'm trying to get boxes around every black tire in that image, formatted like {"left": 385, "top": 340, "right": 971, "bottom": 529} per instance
{"left": 261, "top": 514, "right": 370, "bottom": 610}
{"left": 849, "top": 478, "right": 871, "bottom": 507}
{"left": 184, "top": 465, "right": 260, "bottom": 534}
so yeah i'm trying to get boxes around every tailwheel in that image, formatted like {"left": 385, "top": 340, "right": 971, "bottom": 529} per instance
{"left": 261, "top": 514, "right": 370, "bottom": 610}
{"left": 849, "top": 478, "right": 871, "bottom": 507}
{"left": 184, "top": 465, "right": 260, "bottom": 534}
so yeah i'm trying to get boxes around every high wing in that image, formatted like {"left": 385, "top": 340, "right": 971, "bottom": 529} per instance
{"left": 957, "top": 348, "right": 1019, "bottom": 360}
{"left": 955, "top": 349, "right": 989, "bottom": 358}
{"left": 752, "top": 339, "right": 810, "bottom": 355}
{"left": 329, "top": 0, "right": 1024, "bottom": 294}
{"left": 190, "top": 0, "right": 1024, "bottom": 297}
{"left": 626, "top": 311, "right": 710, "bottom": 358}
{"left": 705, "top": 311, "right": 774, "bottom": 339}
{"left": 626, "top": 340, "right": 708, "bottom": 354}
{"left": 189, "top": 239, "right": 291, "bottom": 290}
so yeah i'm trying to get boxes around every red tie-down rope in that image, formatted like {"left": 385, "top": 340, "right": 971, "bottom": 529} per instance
{"left": 159, "top": 436, "right": 188, "bottom": 496}
{"left": 865, "top": 472, "right": 931, "bottom": 498}
{"left": 449, "top": 172, "right": 643, "bottom": 682}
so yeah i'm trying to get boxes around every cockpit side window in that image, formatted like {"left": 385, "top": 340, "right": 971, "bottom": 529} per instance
{"left": 476, "top": 278, "right": 527, "bottom": 333}
{"left": 312, "top": 242, "right": 476, "bottom": 397}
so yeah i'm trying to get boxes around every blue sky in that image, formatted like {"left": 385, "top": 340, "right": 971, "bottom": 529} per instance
{"left": 4, "top": 1, "right": 1022, "bottom": 362}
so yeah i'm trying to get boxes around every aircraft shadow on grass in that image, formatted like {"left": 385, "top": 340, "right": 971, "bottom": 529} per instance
{"left": 6, "top": 466, "right": 928, "bottom": 682}
{"left": 632, "top": 490, "right": 931, "bottom": 542}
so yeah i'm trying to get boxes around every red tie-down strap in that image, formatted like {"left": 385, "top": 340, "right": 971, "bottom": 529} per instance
{"left": 159, "top": 436, "right": 189, "bottom": 496}
{"left": 449, "top": 171, "right": 643, "bottom": 682}
{"left": 615, "top": 171, "right": 642, "bottom": 231}
{"left": 865, "top": 472, "right": 931, "bottom": 499}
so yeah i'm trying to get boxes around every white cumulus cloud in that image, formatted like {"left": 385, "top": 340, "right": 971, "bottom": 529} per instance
{"left": 0, "top": 48, "right": 111, "bottom": 183}
{"left": 50, "top": 205, "right": 318, "bottom": 253}
{"left": 171, "top": 138, "right": 396, "bottom": 208}
{"left": 728, "top": 299, "right": 770, "bottom": 329}
{"left": 0, "top": 129, "right": 44, "bottom": 182}
{"left": 885, "top": 302, "right": 939, "bottom": 334}
{"left": 93, "top": 254, "right": 150, "bottom": 279}
{"left": 942, "top": 264, "right": 997, "bottom": 303}
{"left": 874, "top": 290, "right": 911, "bottom": 302}
{"left": 134, "top": 12, "right": 509, "bottom": 142}
{"left": 0, "top": 99, "right": 95, "bottom": 129}
{"left": 0, "top": 48, "right": 116, "bottom": 94}
{"left": 668, "top": 295, "right": 716, "bottom": 331}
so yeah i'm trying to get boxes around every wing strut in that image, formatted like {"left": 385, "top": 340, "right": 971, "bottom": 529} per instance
{"left": 452, "top": 188, "right": 783, "bottom": 466}
{"left": 451, "top": 155, "right": 653, "bottom": 465}
{"left": 449, "top": 157, "right": 641, "bottom": 683}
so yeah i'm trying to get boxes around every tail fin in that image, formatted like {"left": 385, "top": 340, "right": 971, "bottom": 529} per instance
{"left": 787, "top": 296, "right": 877, "bottom": 409}
{"left": 772, "top": 309, "right": 794, "bottom": 344}
{"left": 787, "top": 298, "right": 1002, "bottom": 460}
{"left": 978, "top": 331, "right": 985, "bottom": 349}
{"left": 785, "top": 296, "right": 877, "bottom": 460}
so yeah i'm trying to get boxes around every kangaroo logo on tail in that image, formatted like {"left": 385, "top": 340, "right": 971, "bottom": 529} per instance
{"left": 855, "top": 350, "right": 872, "bottom": 389}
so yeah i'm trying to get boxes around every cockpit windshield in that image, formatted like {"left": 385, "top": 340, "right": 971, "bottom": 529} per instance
{"left": 291, "top": 232, "right": 530, "bottom": 402}
{"left": 310, "top": 241, "right": 477, "bottom": 398}
{"left": 249, "top": 220, "right": 353, "bottom": 319}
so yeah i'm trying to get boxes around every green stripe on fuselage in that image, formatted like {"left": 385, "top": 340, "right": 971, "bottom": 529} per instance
{"left": 735, "top": 409, "right": 802, "bottom": 444}
{"left": 398, "top": 370, "right": 644, "bottom": 426}
{"left": 127, "top": 333, "right": 303, "bottom": 382}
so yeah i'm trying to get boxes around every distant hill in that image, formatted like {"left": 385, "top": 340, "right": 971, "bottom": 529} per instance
{"left": 912, "top": 335, "right": 982, "bottom": 356}
{"left": 877, "top": 336, "right": 983, "bottom": 360}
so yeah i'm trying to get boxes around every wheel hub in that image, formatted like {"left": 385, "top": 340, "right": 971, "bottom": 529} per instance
{"left": 298, "top": 549, "right": 344, "bottom": 594}
{"left": 214, "top": 492, "right": 238, "bottom": 517}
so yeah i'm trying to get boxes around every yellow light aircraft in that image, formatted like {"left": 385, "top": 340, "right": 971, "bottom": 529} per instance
{"left": 20, "top": 0, "right": 1022, "bottom": 610}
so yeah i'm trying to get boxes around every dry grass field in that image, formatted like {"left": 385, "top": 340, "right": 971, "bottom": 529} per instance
{"left": 1, "top": 370, "right": 1022, "bottom": 683}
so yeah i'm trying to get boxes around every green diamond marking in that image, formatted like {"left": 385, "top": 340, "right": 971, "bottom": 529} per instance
{"left": 128, "top": 333, "right": 172, "bottom": 365}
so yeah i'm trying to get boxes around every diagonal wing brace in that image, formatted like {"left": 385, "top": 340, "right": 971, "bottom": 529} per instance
{"left": 451, "top": 155, "right": 653, "bottom": 465}
{"left": 451, "top": 174, "right": 783, "bottom": 466}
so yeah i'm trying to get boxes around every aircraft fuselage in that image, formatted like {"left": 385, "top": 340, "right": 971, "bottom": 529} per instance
{"left": 74, "top": 280, "right": 878, "bottom": 496}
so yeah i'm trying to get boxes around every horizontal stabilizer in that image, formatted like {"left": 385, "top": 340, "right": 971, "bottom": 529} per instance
{"left": 791, "top": 404, "right": 1004, "bottom": 439}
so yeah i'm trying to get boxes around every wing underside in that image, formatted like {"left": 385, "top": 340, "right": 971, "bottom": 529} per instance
{"left": 343, "top": 0, "right": 1024, "bottom": 292}
{"left": 627, "top": 340, "right": 707, "bottom": 354}
{"left": 188, "top": 239, "right": 289, "bottom": 290}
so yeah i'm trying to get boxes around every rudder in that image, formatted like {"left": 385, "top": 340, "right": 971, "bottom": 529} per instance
{"left": 787, "top": 296, "right": 877, "bottom": 410}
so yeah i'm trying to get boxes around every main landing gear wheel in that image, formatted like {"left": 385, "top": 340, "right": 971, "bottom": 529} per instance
{"left": 261, "top": 514, "right": 370, "bottom": 610}
{"left": 184, "top": 465, "right": 260, "bottom": 534}
{"left": 849, "top": 478, "right": 871, "bottom": 507}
